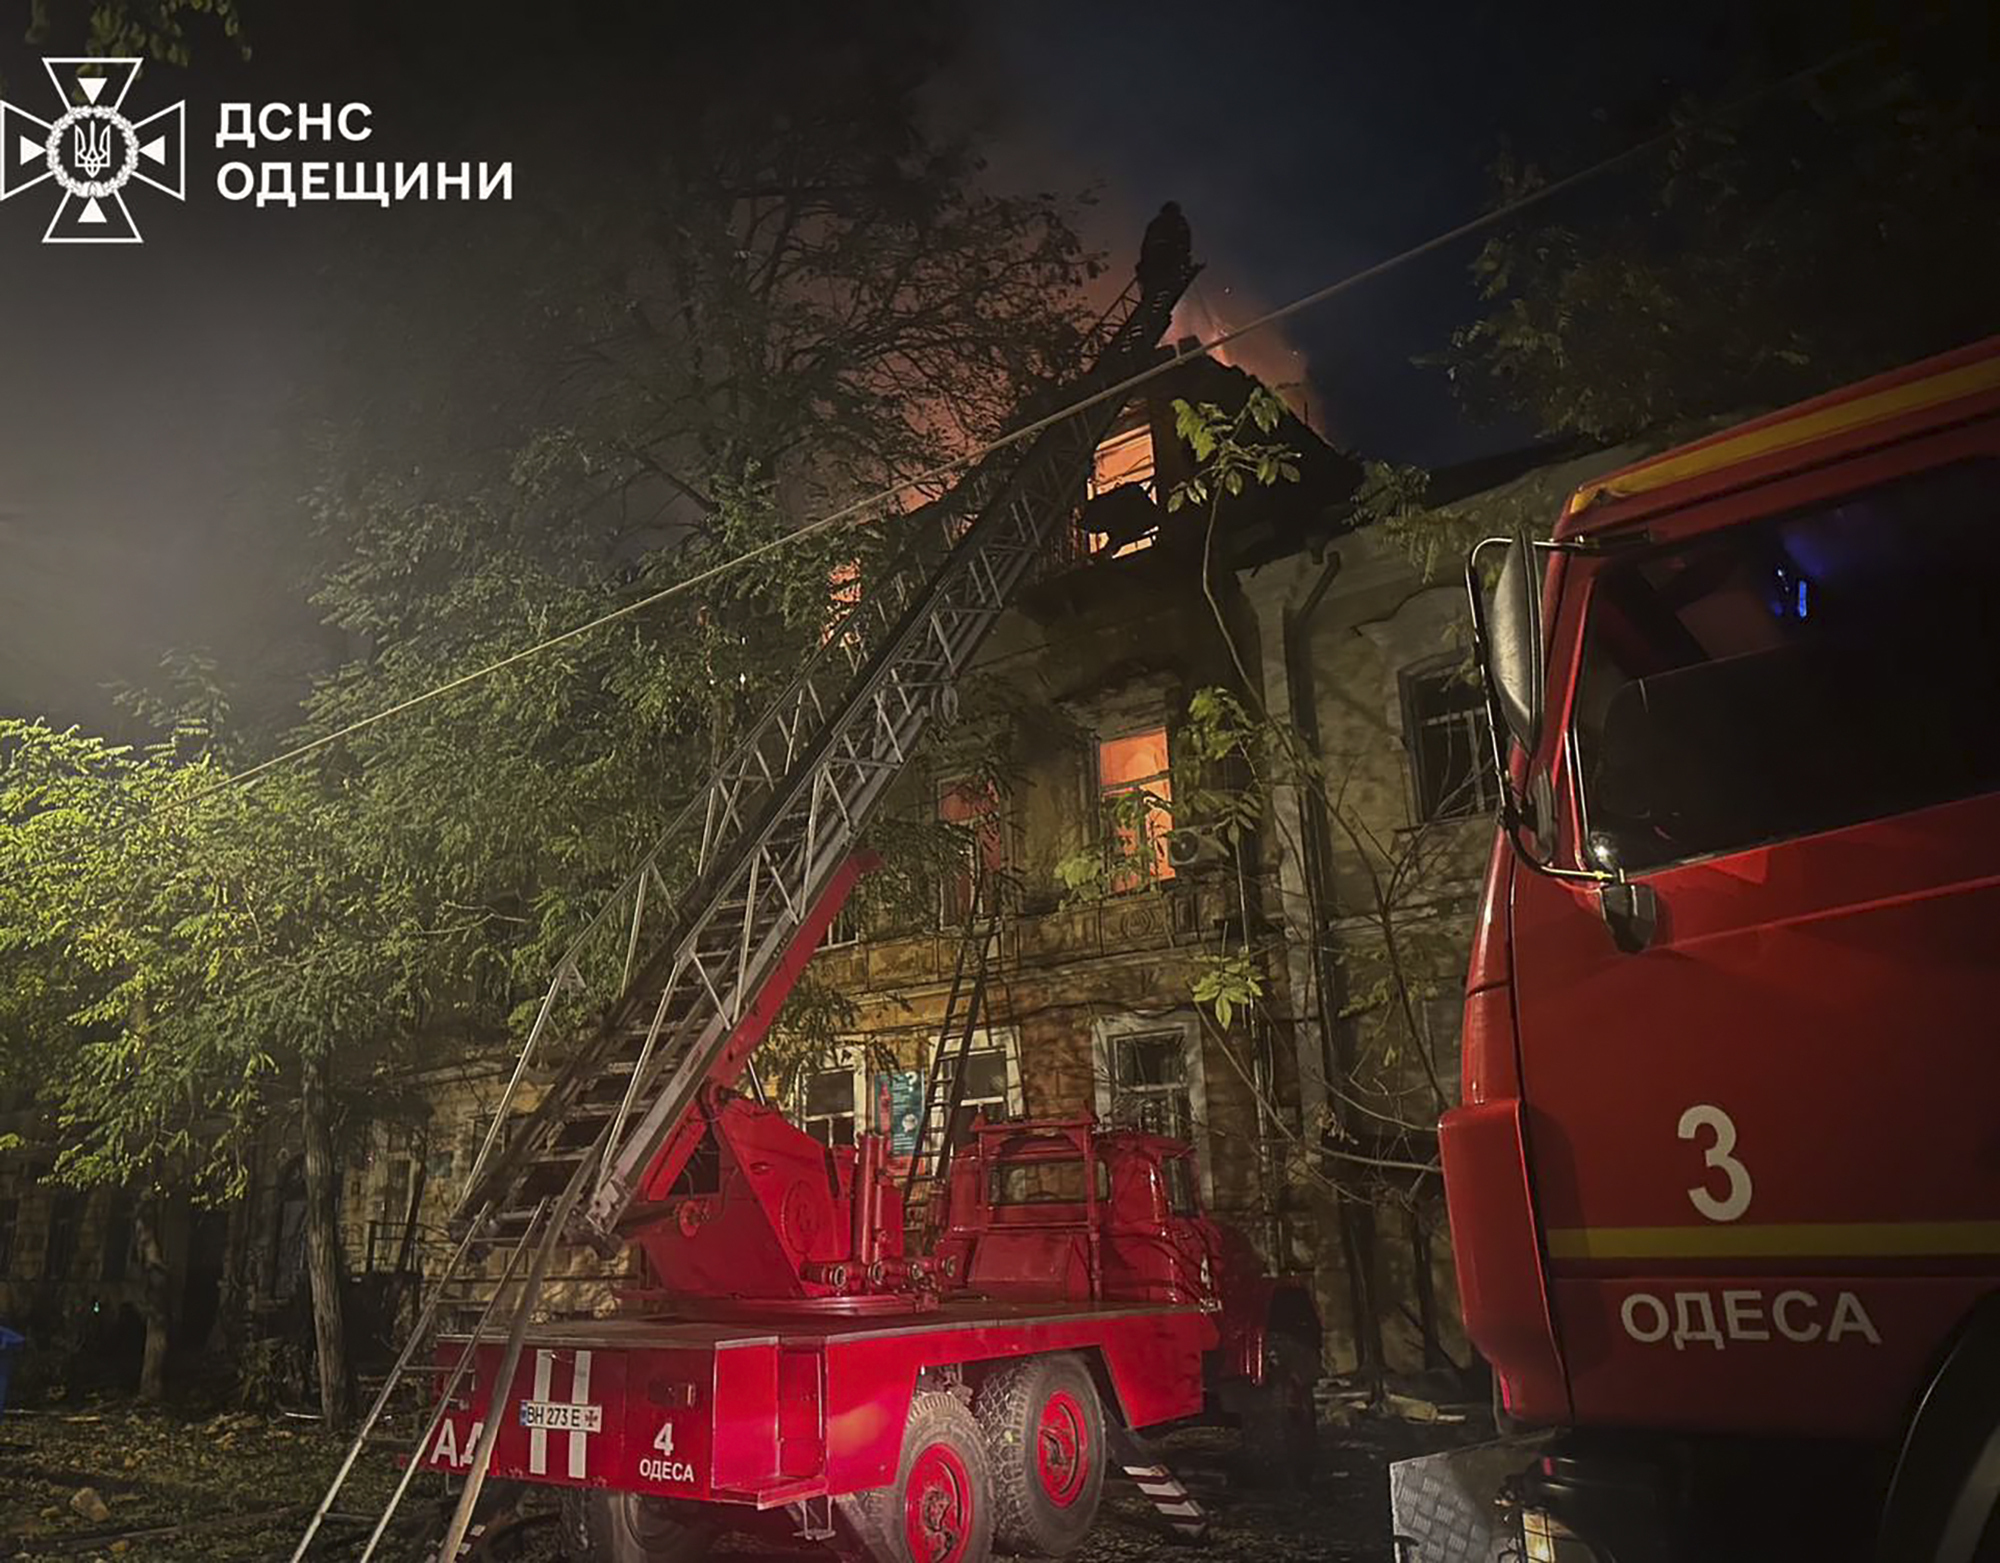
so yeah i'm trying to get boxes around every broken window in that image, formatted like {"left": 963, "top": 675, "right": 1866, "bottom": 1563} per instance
{"left": 1097, "top": 726, "right": 1175, "bottom": 891}
{"left": 1084, "top": 421, "right": 1160, "bottom": 558}
{"left": 1088, "top": 423, "right": 1156, "bottom": 500}
{"left": 823, "top": 559, "right": 863, "bottom": 646}
{"left": 819, "top": 898, "right": 862, "bottom": 949}
{"left": 1401, "top": 656, "right": 1498, "bottom": 823}
{"left": 1105, "top": 1030, "right": 1194, "bottom": 1139}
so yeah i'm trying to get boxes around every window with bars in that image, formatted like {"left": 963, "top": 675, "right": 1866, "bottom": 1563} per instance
{"left": 1105, "top": 1030, "right": 1194, "bottom": 1139}
{"left": 819, "top": 900, "right": 862, "bottom": 949}
{"left": 1097, "top": 726, "right": 1175, "bottom": 892}
{"left": 1401, "top": 656, "right": 1499, "bottom": 823}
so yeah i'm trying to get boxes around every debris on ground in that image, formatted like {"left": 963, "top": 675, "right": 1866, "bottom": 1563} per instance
{"left": 2, "top": 1402, "right": 1490, "bottom": 1561}
{"left": 0, "top": 1403, "right": 411, "bottom": 1560}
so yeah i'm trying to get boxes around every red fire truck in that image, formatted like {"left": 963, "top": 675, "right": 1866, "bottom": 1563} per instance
{"left": 290, "top": 232, "right": 1322, "bottom": 1563}
{"left": 1396, "top": 336, "right": 2000, "bottom": 1561}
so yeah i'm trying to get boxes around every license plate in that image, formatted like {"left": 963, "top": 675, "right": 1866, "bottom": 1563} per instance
{"left": 519, "top": 1400, "right": 603, "bottom": 1433}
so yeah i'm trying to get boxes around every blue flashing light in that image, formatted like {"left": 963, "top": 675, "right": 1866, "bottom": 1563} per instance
{"left": 1772, "top": 562, "right": 1813, "bottom": 622}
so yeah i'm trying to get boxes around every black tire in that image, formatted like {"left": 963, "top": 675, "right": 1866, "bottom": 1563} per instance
{"left": 1239, "top": 1331, "right": 1319, "bottom": 1488}
{"left": 557, "top": 1489, "right": 716, "bottom": 1563}
{"left": 974, "top": 1353, "right": 1106, "bottom": 1558}
{"left": 841, "top": 1388, "right": 995, "bottom": 1563}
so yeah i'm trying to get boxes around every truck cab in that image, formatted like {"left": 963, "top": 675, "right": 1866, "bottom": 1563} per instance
{"left": 1427, "top": 337, "right": 2000, "bottom": 1561}
{"left": 933, "top": 1117, "right": 1292, "bottom": 1329}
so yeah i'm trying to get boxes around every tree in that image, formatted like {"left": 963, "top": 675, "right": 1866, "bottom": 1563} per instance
{"left": 1438, "top": 33, "right": 2000, "bottom": 441}
{"left": 0, "top": 715, "right": 418, "bottom": 1407}
{"left": 278, "top": 0, "right": 1099, "bottom": 1113}
{"left": 0, "top": 0, "right": 1095, "bottom": 1414}
{"left": 23, "top": 0, "right": 248, "bottom": 66}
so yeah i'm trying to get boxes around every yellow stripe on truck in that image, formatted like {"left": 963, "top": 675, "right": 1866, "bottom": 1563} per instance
{"left": 1545, "top": 1220, "right": 2000, "bottom": 1262}
{"left": 1565, "top": 355, "right": 2000, "bottom": 517}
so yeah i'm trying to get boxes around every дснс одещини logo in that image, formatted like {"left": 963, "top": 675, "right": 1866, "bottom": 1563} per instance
{"left": 0, "top": 58, "right": 185, "bottom": 244}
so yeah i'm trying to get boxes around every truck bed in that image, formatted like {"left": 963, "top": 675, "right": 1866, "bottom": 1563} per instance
{"left": 427, "top": 1295, "right": 1218, "bottom": 1504}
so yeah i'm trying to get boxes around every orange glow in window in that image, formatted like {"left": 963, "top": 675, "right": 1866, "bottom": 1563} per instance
{"left": 938, "top": 777, "right": 1005, "bottom": 923}
{"left": 1097, "top": 726, "right": 1174, "bottom": 889}
{"left": 1088, "top": 424, "right": 1156, "bottom": 499}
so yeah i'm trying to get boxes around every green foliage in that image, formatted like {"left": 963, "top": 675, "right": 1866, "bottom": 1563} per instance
{"left": 0, "top": 13, "right": 1096, "bottom": 1219}
{"left": 1438, "top": 55, "right": 2000, "bottom": 440}
{"left": 0, "top": 719, "right": 418, "bottom": 1202}
{"left": 1166, "top": 390, "right": 1301, "bottom": 513}
{"left": 1053, "top": 785, "right": 1172, "bottom": 903}
{"left": 26, "top": 0, "right": 248, "bottom": 66}
{"left": 1190, "top": 950, "right": 1263, "bottom": 1030}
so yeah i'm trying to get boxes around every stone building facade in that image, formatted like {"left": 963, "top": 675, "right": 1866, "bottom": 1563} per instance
{"left": 0, "top": 350, "right": 1652, "bottom": 1397}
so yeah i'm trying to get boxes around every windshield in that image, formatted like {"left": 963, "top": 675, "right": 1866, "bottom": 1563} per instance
{"left": 1572, "top": 458, "right": 2000, "bottom": 873}
{"left": 989, "top": 1158, "right": 1109, "bottom": 1205}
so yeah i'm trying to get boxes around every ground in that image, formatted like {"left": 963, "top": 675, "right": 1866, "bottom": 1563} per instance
{"left": 0, "top": 1404, "right": 1476, "bottom": 1561}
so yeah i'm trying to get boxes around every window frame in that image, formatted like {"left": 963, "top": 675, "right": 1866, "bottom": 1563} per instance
{"left": 796, "top": 1045, "right": 867, "bottom": 1149}
{"left": 936, "top": 774, "right": 1007, "bottom": 929}
{"left": 1091, "top": 1010, "right": 1212, "bottom": 1203}
{"left": 1562, "top": 449, "right": 2000, "bottom": 876}
{"left": 1398, "top": 650, "right": 1500, "bottom": 825}
{"left": 1093, "top": 723, "right": 1176, "bottom": 893}
{"left": 923, "top": 1025, "right": 1025, "bottom": 1159}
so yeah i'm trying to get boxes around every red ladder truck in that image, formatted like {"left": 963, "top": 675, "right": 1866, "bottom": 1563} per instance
{"left": 296, "top": 226, "right": 1321, "bottom": 1563}
{"left": 1393, "top": 336, "right": 2000, "bottom": 1562}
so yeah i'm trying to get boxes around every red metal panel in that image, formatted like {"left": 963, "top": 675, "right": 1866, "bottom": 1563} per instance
{"left": 431, "top": 1304, "right": 1215, "bottom": 1505}
{"left": 1555, "top": 335, "right": 2000, "bottom": 540}
{"left": 710, "top": 1342, "right": 780, "bottom": 1494}
{"left": 1496, "top": 412, "right": 2000, "bottom": 1442}
{"left": 1547, "top": 1277, "right": 1978, "bottom": 1439}
{"left": 426, "top": 1343, "right": 635, "bottom": 1490}
{"left": 621, "top": 1346, "right": 722, "bottom": 1500}
{"left": 1439, "top": 1097, "right": 1569, "bottom": 1424}
{"left": 817, "top": 1308, "right": 1214, "bottom": 1492}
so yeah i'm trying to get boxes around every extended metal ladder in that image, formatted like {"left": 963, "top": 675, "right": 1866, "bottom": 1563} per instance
{"left": 900, "top": 892, "right": 1002, "bottom": 1239}
{"left": 294, "top": 245, "right": 1198, "bottom": 1560}
{"left": 454, "top": 259, "right": 1197, "bottom": 1253}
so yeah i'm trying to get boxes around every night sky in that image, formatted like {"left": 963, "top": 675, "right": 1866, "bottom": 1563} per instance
{"left": 0, "top": 0, "right": 1885, "bottom": 727}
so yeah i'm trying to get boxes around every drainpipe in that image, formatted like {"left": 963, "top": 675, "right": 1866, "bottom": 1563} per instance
{"left": 1282, "top": 548, "right": 1388, "bottom": 1387}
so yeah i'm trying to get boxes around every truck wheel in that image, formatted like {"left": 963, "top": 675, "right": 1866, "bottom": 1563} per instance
{"left": 843, "top": 1389, "right": 994, "bottom": 1563}
{"left": 974, "top": 1353, "right": 1106, "bottom": 1556}
{"left": 1239, "top": 1331, "right": 1319, "bottom": 1488}
{"left": 557, "top": 1490, "right": 715, "bottom": 1563}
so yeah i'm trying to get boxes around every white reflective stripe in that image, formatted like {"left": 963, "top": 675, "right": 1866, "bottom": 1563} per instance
{"left": 529, "top": 1350, "right": 554, "bottom": 1475}
{"left": 569, "top": 1351, "right": 593, "bottom": 1478}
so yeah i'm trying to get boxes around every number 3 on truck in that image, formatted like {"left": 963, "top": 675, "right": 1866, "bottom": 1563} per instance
{"left": 1679, "top": 1104, "right": 1752, "bottom": 1223}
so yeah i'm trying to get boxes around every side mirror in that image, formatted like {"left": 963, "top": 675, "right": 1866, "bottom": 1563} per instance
{"left": 1470, "top": 532, "right": 1546, "bottom": 756}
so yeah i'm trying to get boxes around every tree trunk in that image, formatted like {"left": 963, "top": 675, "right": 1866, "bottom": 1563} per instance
{"left": 1337, "top": 1191, "right": 1386, "bottom": 1393}
{"left": 132, "top": 1198, "right": 175, "bottom": 1402}
{"left": 300, "top": 1050, "right": 354, "bottom": 1426}
{"left": 1408, "top": 1202, "right": 1449, "bottom": 1373}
